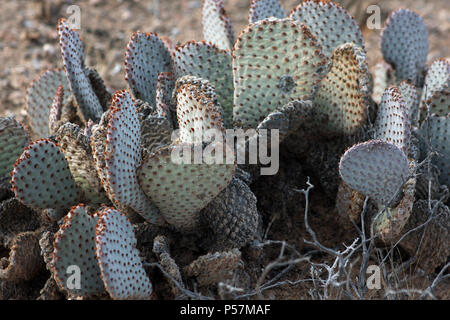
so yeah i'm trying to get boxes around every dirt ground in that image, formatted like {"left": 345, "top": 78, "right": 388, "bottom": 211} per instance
{"left": 0, "top": 0, "right": 449, "bottom": 300}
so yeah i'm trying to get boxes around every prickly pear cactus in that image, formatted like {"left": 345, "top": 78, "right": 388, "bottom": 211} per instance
{"left": 313, "top": 42, "right": 370, "bottom": 136}
{"left": 289, "top": 0, "right": 365, "bottom": 57}
{"left": 57, "top": 18, "right": 103, "bottom": 123}
{"left": 423, "top": 115, "right": 449, "bottom": 186}
{"left": 176, "top": 80, "right": 225, "bottom": 144}
{"left": 249, "top": 0, "right": 285, "bottom": 24}
{"left": 125, "top": 32, "right": 173, "bottom": 105}
{"left": 374, "top": 86, "right": 410, "bottom": 155}
{"left": 52, "top": 204, "right": 105, "bottom": 297}
{"left": 55, "top": 123, "right": 108, "bottom": 205}
{"left": 174, "top": 41, "right": 233, "bottom": 127}
{"left": 26, "top": 69, "right": 70, "bottom": 137}
{"left": 233, "top": 17, "right": 327, "bottom": 129}
{"left": 96, "top": 207, "right": 153, "bottom": 300}
{"left": 48, "top": 85, "right": 64, "bottom": 135}
{"left": 420, "top": 58, "right": 449, "bottom": 118}
{"left": 11, "top": 139, "right": 82, "bottom": 211}
{"left": 381, "top": 9, "right": 429, "bottom": 85}
{"left": 372, "top": 60, "right": 396, "bottom": 105}
{"left": 201, "top": 0, "right": 234, "bottom": 51}
{"left": 103, "top": 90, "right": 165, "bottom": 225}
{"left": 138, "top": 142, "right": 235, "bottom": 231}
{"left": 155, "top": 72, "right": 175, "bottom": 120}
{"left": 0, "top": 117, "right": 30, "bottom": 180}
{"left": 201, "top": 178, "right": 259, "bottom": 250}
{"left": 339, "top": 140, "right": 409, "bottom": 206}
{"left": 398, "top": 81, "right": 419, "bottom": 126}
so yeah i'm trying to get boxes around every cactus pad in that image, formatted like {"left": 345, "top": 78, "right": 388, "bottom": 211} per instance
{"left": 176, "top": 80, "right": 225, "bottom": 144}
{"left": 0, "top": 117, "right": 30, "bottom": 179}
{"left": 57, "top": 19, "right": 103, "bottom": 123}
{"left": 11, "top": 139, "right": 82, "bottom": 210}
{"left": 84, "top": 67, "right": 112, "bottom": 111}
{"left": 313, "top": 42, "right": 370, "bottom": 135}
{"left": 289, "top": 0, "right": 364, "bottom": 57}
{"left": 104, "top": 90, "right": 165, "bottom": 225}
{"left": 380, "top": 9, "right": 428, "bottom": 85}
{"left": 201, "top": 0, "right": 234, "bottom": 51}
{"left": 398, "top": 81, "right": 419, "bottom": 126}
{"left": 425, "top": 115, "right": 449, "bottom": 186}
{"left": 184, "top": 249, "right": 241, "bottom": 287}
{"left": 339, "top": 140, "right": 409, "bottom": 206}
{"left": 174, "top": 41, "right": 233, "bottom": 127}
{"left": 249, "top": 0, "right": 285, "bottom": 24}
{"left": 201, "top": 178, "right": 259, "bottom": 250}
{"left": 233, "top": 18, "right": 327, "bottom": 129}
{"left": 374, "top": 86, "right": 411, "bottom": 155}
{"left": 420, "top": 58, "right": 450, "bottom": 117}
{"left": 48, "top": 85, "right": 64, "bottom": 135}
{"left": 138, "top": 142, "right": 236, "bottom": 231}
{"left": 26, "top": 69, "right": 70, "bottom": 137}
{"left": 52, "top": 204, "right": 104, "bottom": 296}
{"left": 124, "top": 32, "right": 173, "bottom": 104}
{"left": 56, "top": 123, "right": 108, "bottom": 205}
{"left": 372, "top": 60, "right": 396, "bottom": 105}
{"left": 96, "top": 207, "right": 153, "bottom": 300}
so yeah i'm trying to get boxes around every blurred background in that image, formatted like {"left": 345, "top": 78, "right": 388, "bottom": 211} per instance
{"left": 0, "top": 0, "right": 448, "bottom": 120}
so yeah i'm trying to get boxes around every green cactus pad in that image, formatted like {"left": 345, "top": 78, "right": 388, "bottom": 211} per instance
{"left": 0, "top": 117, "right": 30, "bottom": 179}
{"left": 313, "top": 42, "right": 370, "bottom": 135}
{"left": 201, "top": 178, "right": 259, "bottom": 250}
{"left": 52, "top": 204, "right": 105, "bottom": 297}
{"left": 201, "top": 0, "right": 234, "bottom": 51}
{"left": 124, "top": 32, "right": 173, "bottom": 105}
{"left": 374, "top": 160, "right": 417, "bottom": 242}
{"left": 372, "top": 60, "right": 396, "bottom": 105}
{"left": 425, "top": 115, "right": 449, "bottom": 186}
{"left": 249, "top": 0, "right": 285, "bottom": 24}
{"left": 96, "top": 207, "right": 153, "bottom": 300}
{"left": 374, "top": 86, "right": 411, "bottom": 155}
{"left": 420, "top": 58, "right": 449, "bottom": 118}
{"left": 57, "top": 19, "right": 103, "bottom": 123}
{"left": 26, "top": 69, "right": 70, "bottom": 137}
{"left": 104, "top": 90, "right": 165, "bottom": 225}
{"left": 381, "top": 9, "right": 428, "bottom": 85}
{"left": 233, "top": 18, "right": 327, "bottom": 129}
{"left": 289, "top": 0, "right": 364, "bottom": 58}
{"left": 398, "top": 81, "right": 419, "bottom": 126}
{"left": 55, "top": 123, "right": 108, "bottom": 205}
{"left": 339, "top": 140, "right": 409, "bottom": 206}
{"left": 11, "top": 139, "right": 82, "bottom": 210}
{"left": 174, "top": 41, "right": 233, "bottom": 127}
{"left": 176, "top": 80, "right": 225, "bottom": 144}
{"left": 138, "top": 142, "right": 236, "bottom": 231}
{"left": 184, "top": 249, "right": 241, "bottom": 287}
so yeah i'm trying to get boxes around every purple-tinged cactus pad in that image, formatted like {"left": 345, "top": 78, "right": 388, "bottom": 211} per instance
{"left": 339, "top": 140, "right": 409, "bottom": 206}
{"left": 201, "top": 0, "right": 234, "bottom": 51}
{"left": 249, "top": 0, "right": 285, "bottom": 24}
{"left": 176, "top": 80, "right": 225, "bottom": 144}
{"left": 381, "top": 9, "right": 428, "bottom": 85}
{"left": 26, "top": 69, "right": 70, "bottom": 137}
{"left": 374, "top": 86, "right": 411, "bottom": 155}
{"left": 420, "top": 58, "right": 450, "bottom": 118}
{"left": 11, "top": 139, "right": 82, "bottom": 210}
{"left": 96, "top": 207, "right": 153, "bottom": 300}
{"left": 52, "top": 204, "right": 105, "bottom": 297}
{"left": 174, "top": 41, "right": 233, "bottom": 127}
{"left": 138, "top": 142, "right": 236, "bottom": 231}
{"left": 124, "top": 32, "right": 173, "bottom": 105}
{"left": 233, "top": 18, "right": 327, "bottom": 129}
{"left": 104, "top": 90, "right": 165, "bottom": 225}
{"left": 0, "top": 117, "right": 30, "bottom": 179}
{"left": 313, "top": 43, "right": 370, "bottom": 135}
{"left": 57, "top": 19, "right": 103, "bottom": 123}
{"left": 289, "top": 0, "right": 364, "bottom": 58}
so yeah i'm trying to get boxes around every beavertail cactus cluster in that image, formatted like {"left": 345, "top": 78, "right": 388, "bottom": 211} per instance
{"left": 0, "top": 0, "right": 448, "bottom": 300}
